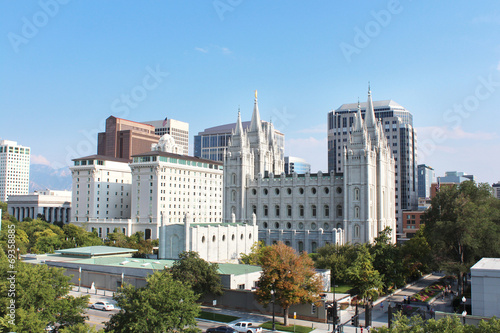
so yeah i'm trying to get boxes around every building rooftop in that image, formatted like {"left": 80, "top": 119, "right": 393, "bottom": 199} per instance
{"left": 132, "top": 150, "right": 223, "bottom": 166}
{"left": 40, "top": 254, "right": 262, "bottom": 276}
{"left": 55, "top": 246, "right": 138, "bottom": 257}
{"left": 72, "top": 155, "right": 131, "bottom": 163}
{"left": 198, "top": 121, "right": 284, "bottom": 136}
{"left": 471, "top": 258, "right": 500, "bottom": 272}
{"left": 336, "top": 100, "right": 406, "bottom": 112}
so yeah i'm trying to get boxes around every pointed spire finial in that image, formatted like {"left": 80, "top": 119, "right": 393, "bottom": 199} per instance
{"left": 365, "top": 83, "right": 376, "bottom": 128}
{"left": 250, "top": 90, "right": 262, "bottom": 133}
{"left": 354, "top": 97, "right": 364, "bottom": 131}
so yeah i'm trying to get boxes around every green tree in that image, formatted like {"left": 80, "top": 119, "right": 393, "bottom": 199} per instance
{"left": 0, "top": 249, "right": 89, "bottom": 332}
{"left": 423, "top": 181, "right": 500, "bottom": 293}
{"left": 370, "top": 227, "right": 406, "bottom": 290}
{"left": 170, "top": 251, "right": 223, "bottom": 298}
{"left": 400, "top": 227, "right": 433, "bottom": 281}
{"left": 59, "top": 323, "right": 103, "bottom": 333}
{"left": 32, "top": 228, "right": 62, "bottom": 253}
{"left": 346, "top": 245, "right": 384, "bottom": 301}
{"left": 105, "top": 271, "right": 200, "bottom": 333}
{"left": 373, "top": 312, "right": 500, "bottom": 332}
{"left": 62, "top": 224, "right": 103, "bottom": 248}
{"left": 313, "top": 243, "right": 356, "bottom": 284}
{"left": 239, "top": 240, "right": 267, "bottom": 265}
{"left": 255, "top": 242, "right": 323, "bottom": 326}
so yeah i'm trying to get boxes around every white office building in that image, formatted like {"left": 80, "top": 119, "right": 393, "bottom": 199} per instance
{"left": 7, "top": 190, "right": 71, "bottom": 223}
{"left": 130, "top": 135, "right": 224, "bottom": 239}
{"left": 143, "top": 118, "right": 189, "bottom": 155}
{"left": 328, "top": 91, "right": 417, "bottom": 236}
{"left": 69, "top": 134, "right": 259, "bottom": 263}
{"left": 0, "top": 140, "right": 30, "bottom": 202}
{"left": 70, "top": 155, "right": 132, "bottom": 235}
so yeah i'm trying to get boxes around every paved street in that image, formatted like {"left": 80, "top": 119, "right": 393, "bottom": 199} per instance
{"left": 69, "top": 273, "right": 454, "bottom": 332}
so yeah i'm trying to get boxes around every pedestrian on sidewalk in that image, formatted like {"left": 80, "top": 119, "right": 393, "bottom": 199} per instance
{"left": 380, "top": 301, "right": 384, "bottom": 312}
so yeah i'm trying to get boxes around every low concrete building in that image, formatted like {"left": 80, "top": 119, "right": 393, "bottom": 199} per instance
{"left": 26, "top": 246, "right": 262, "bottom": 291}
{"left": 471, "top": 257, "right": 500, "bottom": 317}
{"left": 7, "top": 189, "right": 71, "bottom": 223}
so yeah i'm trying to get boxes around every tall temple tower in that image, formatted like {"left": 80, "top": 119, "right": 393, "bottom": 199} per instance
{"left": 223, "top": 91, "right": 284, "bottom": 223}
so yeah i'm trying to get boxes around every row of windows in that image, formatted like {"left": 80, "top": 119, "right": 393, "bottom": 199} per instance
{"left": 200, "top": 232, "right": 249, "bottom": 243}
{"left": 250, "top": 204, "right": 343, "bottom": 218}
{"left": 243, "top": 186, "right": 343, "bottom": 196}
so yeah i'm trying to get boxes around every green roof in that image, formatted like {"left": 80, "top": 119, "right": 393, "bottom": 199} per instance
{"left": 216, "top": 263, "right": 262, "bottom": 275}
{"left": 73, "top": 257, "right": 174, "bottom": 269}
{"left": 55, "top": 246, "right": 138, "bottom": 257}
{"left": 69, "top": 256, "right": 261, "bottom": 275}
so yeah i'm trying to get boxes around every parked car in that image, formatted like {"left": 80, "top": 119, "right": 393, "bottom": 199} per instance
{"left": 206, "top": 326, "right": 238, "bottom": 333}
{"left": 230, "top": 322, "right": 262, "bottom": 333}
{"left": 90, "top": 301, "right": 115, "bottom": 311}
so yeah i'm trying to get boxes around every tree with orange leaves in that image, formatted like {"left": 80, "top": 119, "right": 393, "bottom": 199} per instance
{"left": 255, "top": 242, "right": 324, "bottom": 326}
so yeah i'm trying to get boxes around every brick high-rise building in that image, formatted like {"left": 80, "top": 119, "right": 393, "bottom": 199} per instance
{"left": 97, "top": 116, "right": 160, "bottom": 160}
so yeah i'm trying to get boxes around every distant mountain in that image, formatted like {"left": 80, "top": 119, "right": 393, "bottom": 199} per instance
{"left": 29, "top": 164, "right": 72, "bottom": 192}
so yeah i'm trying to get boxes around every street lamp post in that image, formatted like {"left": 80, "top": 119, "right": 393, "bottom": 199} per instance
{"left": 271, "top": 289, "right": 276, "bottom": 331}
{"left": 462, "top": 296, "right": 467, "bottom": 325}
{"left": 78, "top": 267, "right": 82, "bottom": 292}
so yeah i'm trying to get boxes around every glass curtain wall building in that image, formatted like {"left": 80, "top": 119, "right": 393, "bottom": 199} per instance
{"left": 194, "top": 121, "right": 284, "bottom": 162}
{"left": 327, "top": 98, "right": 418, "bottom": 234}
{"left": 284, "top": 156, "right": 311, "bottom": 174}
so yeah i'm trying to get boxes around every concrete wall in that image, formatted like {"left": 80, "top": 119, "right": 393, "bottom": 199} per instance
{"left": 201, "top": 289, "right": 327, "bottom": 323}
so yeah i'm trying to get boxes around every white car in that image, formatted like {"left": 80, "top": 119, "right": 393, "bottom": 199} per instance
{"left": 230, "top": 322, "right": 262, "bottom": 333}
{"left": 90, "top": 301, "right": 115, "bottom": 311}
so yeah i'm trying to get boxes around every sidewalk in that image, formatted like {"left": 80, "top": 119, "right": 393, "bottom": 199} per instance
{"left": 201, "top": 273, "right": 454, "bottom": 333}
{"left": 69, "top": 273, "right": 454, "bottom": 333}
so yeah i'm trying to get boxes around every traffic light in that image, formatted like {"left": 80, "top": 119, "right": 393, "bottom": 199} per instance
{"left": 332, "top": 301, "right": 339, "bottom": 324}
{"left": 327, "top": 307, "right": 333, "bottom": 322}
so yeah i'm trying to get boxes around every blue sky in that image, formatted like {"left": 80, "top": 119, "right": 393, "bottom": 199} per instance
{"left": 1, "top": 1, "right": 499, "bottom": 184}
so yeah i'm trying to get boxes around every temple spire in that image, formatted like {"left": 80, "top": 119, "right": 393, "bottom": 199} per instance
{"left": 353, "top": 98, "right": 364, "bottom": 131}
{"left": 365, "top": 83, "right": 376, "bottom": 128}
{"left": 235, "top": 108, "right": 243, "bottom": 136}
{"left": 249, "top": 90, "right": 261, "bottom": 133}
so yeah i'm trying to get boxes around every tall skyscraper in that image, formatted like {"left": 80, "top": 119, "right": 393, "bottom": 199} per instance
{"left": 284, "top": 156, "right": 311, "bottom": 174}
{"left": 142, "top": 118, "right": 189, "bottom": 155}
{"left": 0, "top": 140, "right": 30, "bottom": 202}
{"left": 327, "top": 88, "right": 418, "bottom": 234}
{"left": 418, "top": 164, "right": 435, "bottom": 198}
{"left": 97, "top": 116, "right": 160, "bottom": 161}
{"left": 194, "top": 120, "right": 285, "bottom": 162}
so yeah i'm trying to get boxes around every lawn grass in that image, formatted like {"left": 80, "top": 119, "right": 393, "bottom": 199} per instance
{"left": 260, "top": 321, "right": 313, "bottom": 333}
{"left": 198, "top": 311, "right": 240, "bottom": 323}
{"left": 332, "top": 284, "right": 352, "bottom": 294}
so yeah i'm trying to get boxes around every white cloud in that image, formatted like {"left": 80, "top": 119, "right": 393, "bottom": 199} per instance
{"left": 416, "top": 126, "right": 497, "bottom": 141}
{"left": 297, "top": 123, "right": 327, "bottom": 134}
{"left": 285, "top": 136, "right": 328, "bottom": 172}
{"left": 194, "top": 45, "right": 231, "bottom": 55}
{"left": 194, "top": 47, "right": 208, "bottom": 53}
{"left": 31, "top": 154, "right": 52, "bottom": 166}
